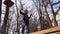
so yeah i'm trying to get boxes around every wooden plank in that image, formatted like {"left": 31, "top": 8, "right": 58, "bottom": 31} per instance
{"left": 30, "top": 27, "right": 60, "bottom": 34}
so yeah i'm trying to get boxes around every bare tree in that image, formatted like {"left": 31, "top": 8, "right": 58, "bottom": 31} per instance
{"left": 49, "top": 0, "right": 58, "bottom": 26}
{"left": 55, "top": 7, "right": 60, "bottom": 15}
{"left": 1, "top": 5, "right": 9, "bottom": 34}
{"left": 33, "top": 0, "right": 47, "bottom": 30}
{"left": 0, "top": 0, "right": 2, "bottom": 23}
{"left": 0, "top": 0, "right": 2, "bottom": 33}
{"left": 43, "top": 0, "right": 52, "bottom": 28}
{"left": 1, "top": 0, "right": 14, "bottom": 34}
{"left": 15, "top": 0, "right": 20, "bottom": 33}
{"left": 52, "top": 1, "right": 60, "bottom": 5}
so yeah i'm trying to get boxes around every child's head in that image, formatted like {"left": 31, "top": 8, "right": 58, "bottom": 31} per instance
{"left": 25, "top": 12, "right": 28, "bottom": 14}
{"left": 24, "top": 9, "right": 28, "bottom": 14}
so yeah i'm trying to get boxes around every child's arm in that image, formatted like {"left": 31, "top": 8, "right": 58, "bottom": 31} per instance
{"left": 20, "top": 10, "right": 25, "bottom": 15}
{"left": 20, "top": 6, "right": 25, "bottom": 15}
{"left": 28, "top": 14, "right": 32, "bottom": 19}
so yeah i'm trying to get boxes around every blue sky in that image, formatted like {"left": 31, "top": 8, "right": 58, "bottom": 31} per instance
{"left": 51, "top": 0, "right": 59, "bottom": 3}
{"left": 51, "top": 0, "right": 60, "bottom": 12}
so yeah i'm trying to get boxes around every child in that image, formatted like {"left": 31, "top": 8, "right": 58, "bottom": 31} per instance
{"left": 20, "top": 6, "right": 32, "bottom": 34}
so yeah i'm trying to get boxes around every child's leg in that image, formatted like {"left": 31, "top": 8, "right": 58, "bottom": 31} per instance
{"left": 22, "top": 24, "right": 25, "bottom": 34}
{"left": 25, "top": 23, "right": 29, "bottom": 33}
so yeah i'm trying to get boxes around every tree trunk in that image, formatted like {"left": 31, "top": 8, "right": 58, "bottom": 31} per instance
{"left": 0, "top": 0, "right": 2, "bottom": 23}
{"left": 33, "top": 0, "right": 43, "bottom": 30}
{"left": 15, "top": 0, "right": 20, "bottom": 34}
{"left": 38, "top": 0, "right": 44, "bottom": 30}
{"left": 0, "top": 0, "right": 2, "bottom": 33}
{"left": 49, "top": 0, "right": 58, "bottom": 26}
{"left": 44, "top": 4, "right": 52, "bottom": 28}
{"left": 1, "top": 6, "right": 9, "bottom": 34}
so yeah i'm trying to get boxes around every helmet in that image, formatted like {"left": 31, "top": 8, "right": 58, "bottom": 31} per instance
{"left": 24, "top": 9, "right": 28, "bottom": 13}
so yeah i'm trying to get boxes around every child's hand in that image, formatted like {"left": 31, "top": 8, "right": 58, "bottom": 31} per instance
{"left": 20, "top": 6, "right": 23, "bottom": 10}
{"left": 30, "top": 14, "right": 32, "bottom": 17}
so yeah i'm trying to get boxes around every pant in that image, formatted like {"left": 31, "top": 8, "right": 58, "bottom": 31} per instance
{"left": 22, "top": 23, "right": 29, "bottom": 34}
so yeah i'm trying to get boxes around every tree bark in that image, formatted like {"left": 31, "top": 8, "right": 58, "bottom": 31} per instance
{"left": 1, "top": 6, "right": 9, "bottom": 34}
{"left": 44, "top": 4, "right": 52, "bottom": 28}
{"left": 33, "top": 0, "right": 44, "bottom": 30}
{"left": 0, "top": 0, "right": 2, "bottom": 23}
{"left": 0, "top": 0, "right": 2, "bottom": 33}
{"left": 38, "top": 0, "right": 44, "bottom": 30}
{"left": 15, "top": 0, "right": 20, "bottom": 34}
{"left": 49, "top": 0, "right": 58, "bottom": 26}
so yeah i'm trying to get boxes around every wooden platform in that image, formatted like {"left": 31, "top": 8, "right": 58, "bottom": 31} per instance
{"left": 30, "top": 27, "right": 60, "bottom": 34}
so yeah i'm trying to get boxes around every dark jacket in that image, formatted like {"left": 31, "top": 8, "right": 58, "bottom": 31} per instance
{"left": 20, "top": 10, "right": 30, "bottom": 23}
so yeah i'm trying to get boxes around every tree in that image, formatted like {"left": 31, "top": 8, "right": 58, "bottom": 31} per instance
{"left": 49, "top": 0, "right": 58, "bottom": 26}
{"left": 1, "top": 0, "right": 14, "bottom": 34}
{"left": 43, "top": 0, "right": 52, "bottom": 28}
{"left": 32, "top": 0, "right": 42, "bottom": 30}
{"left": 1, "top": 6, "right": 9, "bottom": 34}
{"left": 0, "top": 0, "right": 2, "bottom": 33}
{"left": 0, "top": 0, "right": 2, "bottom": 23}
{"left": 52, "top": 1, "right": 60, "bottom": 5}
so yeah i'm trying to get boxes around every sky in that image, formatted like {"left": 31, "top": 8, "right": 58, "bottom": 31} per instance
{"left": 47, "top": 0, "right": 60, "bottom": 16}
{"left": 51, "top": 0, "right": 60, "bottom": 12}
